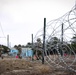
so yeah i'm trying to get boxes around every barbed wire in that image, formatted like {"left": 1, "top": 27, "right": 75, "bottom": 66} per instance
{"left": 34, "top": 5, "right": 76, "bottom": 72}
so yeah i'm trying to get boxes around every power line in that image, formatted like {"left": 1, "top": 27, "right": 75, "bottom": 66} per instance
{"left": 0, "top": 23, "right": 6, "bottom": 38}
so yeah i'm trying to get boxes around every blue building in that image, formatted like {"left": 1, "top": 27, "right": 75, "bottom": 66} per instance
{"left": 21, "top": 48, "right": 33, "bottom": 58}
{"left": 9, "top": 48, "right": 33, "bottom": 58}
{"left": 9, "top": 48, "right": 18, "bottom": 56}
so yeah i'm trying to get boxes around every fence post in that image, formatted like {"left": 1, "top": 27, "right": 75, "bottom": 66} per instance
{"left": 42, "top": 18, "right": 46, "bottom": 64}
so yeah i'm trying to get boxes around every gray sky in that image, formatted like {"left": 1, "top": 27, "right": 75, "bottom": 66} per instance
{"left": 0, "top": 0, "right": 75, "bottom": 47}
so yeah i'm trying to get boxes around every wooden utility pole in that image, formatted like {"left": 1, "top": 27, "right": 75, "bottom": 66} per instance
{"left": 42, "top": 18, "right": 46, "bottom": 64}
{"left": 31, "top": 34, "right": 34, "bottom": 60}
{"left": 32, "top": 34, "right": 33, "bottom": 47}
{"left": 61, "top": 23, "right": 64, "bottom": 56}
{"left": 61, "top": 23, "right": 64, "bottom": 44}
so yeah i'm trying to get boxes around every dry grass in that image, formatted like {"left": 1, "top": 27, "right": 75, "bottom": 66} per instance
{"left": 0, "top": 58, "right": 52, "bottom": 75}
{"left": 0, "top": 58, "right": 76, "bottom": 75}
{"left": 35, "top": 65, "right": 51, "bottom": 74}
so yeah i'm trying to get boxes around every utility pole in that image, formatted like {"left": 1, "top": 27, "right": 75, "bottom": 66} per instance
{"left": 31, "top": 34, "right": 34, "bottom": 60}
{"left": 61, "top": 23, "right": 64, "bottom": 56}
{"left": 7, "top": 35, "right": 9, "bottom": 48}
{"left": 32, "top": 34, "right": 33, "bottom": 47}
{"left": 61, "top": 23, "right": 64, "bottom": 44}
{"left": 42, "top": 18, "right": 46, "bottom": 64}
{"left": 75, "top": 0, "right": 76, "bottom": 9}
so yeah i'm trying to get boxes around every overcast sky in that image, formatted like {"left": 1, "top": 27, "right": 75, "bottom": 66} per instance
{"left": 0, "top": 0, "right": 75, "bottom": 47}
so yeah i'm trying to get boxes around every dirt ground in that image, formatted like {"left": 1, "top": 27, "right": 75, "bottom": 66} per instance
{"left": 0, "top": 58, "right": 76, "bottom": 75}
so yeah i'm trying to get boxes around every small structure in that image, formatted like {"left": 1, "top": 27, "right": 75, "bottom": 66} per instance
{"left": 9, "top": 47, "right": 33, "bottom": 59}
{"left": 21, "top": 48, "right": 33, "bottom": 58}
{"left": 9, "top": 48, "right": 18, "bottom": 57}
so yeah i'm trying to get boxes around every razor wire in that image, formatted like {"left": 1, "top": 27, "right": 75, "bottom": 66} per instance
{"left": 33, "top": 5, "right": 76, "bottom": 72}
